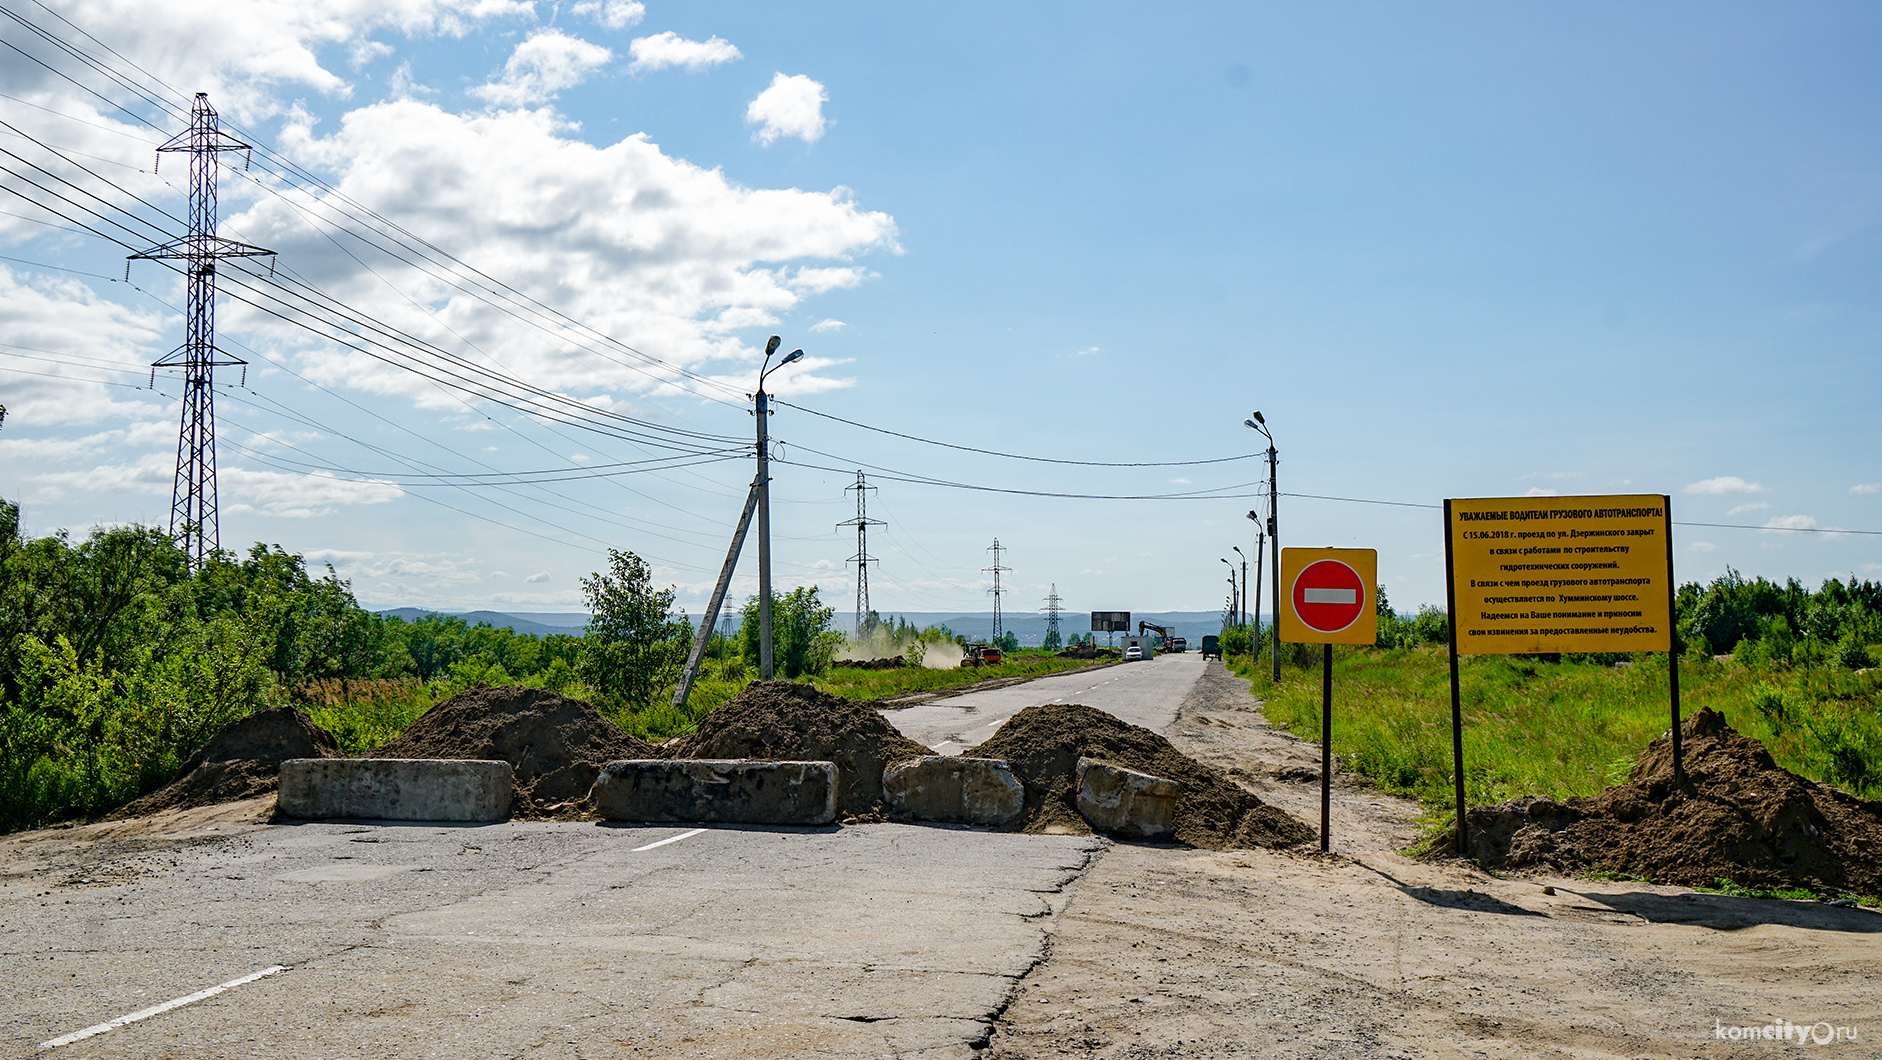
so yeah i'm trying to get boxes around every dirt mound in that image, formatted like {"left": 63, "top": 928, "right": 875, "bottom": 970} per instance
{"left": 372, "top": 685, "right": 654, "bottom": 817}
{"left": 1465, "top": 708, "right": 1882, "bottom": 896}
{"left": 1056, "top": 647, "right": 1117, "bottom": 660}
{"left": 835, "top": 657, "right": 907, "bottom": 670}
{"left": 974, "top": 703, "right": 1313, "bottom": 849}
{"left": 108, "top": 706, "right": 340, "bottom": 819}
{"left": 666, "top": 680, "right": 930, "bottom": 816}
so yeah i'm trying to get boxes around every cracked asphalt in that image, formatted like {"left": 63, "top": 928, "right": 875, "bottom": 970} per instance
{"left": 2, "top": 818, "right": 1101, "bottom": 1058}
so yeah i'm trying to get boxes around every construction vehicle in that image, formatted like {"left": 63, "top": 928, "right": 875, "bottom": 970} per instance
{"left": 960, "top": 643, "right": 1002, "bottom": 667}
{"left": 1137, "top": 621, "right": 1184, "bottom": 653}
{"left": 1200, "top": 635, "right": 1221, "bottom": 659}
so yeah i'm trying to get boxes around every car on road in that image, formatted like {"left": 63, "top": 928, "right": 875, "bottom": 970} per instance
{"left": 1123, "top": 645, "right": 1144, "bottom": 661}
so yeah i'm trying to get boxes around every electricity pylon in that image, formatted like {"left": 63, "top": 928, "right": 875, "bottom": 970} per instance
{"left": 837, "top": 470, "right": 886, "bottom": 636}
{"left": 129, "top": 93, "right": 273, "bottom": 566}
{"left": 984, "top": 538, "right": 1011, "bottom": 639}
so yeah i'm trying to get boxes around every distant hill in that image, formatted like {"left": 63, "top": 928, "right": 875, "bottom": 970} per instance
{"left": 376, "top": 609, "right": 589, "bottom": 637}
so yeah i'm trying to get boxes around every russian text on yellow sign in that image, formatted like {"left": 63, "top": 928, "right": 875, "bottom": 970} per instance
{"left": 1446, "top": 494, "right": 1672, "bottom": 655}
{"left": 1278, "top": 547, "right": 1378, "bottom": 645}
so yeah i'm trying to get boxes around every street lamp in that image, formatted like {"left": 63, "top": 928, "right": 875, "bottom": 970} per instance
{"left": 1220, "top": 557, "right": 1237, "bottom": 627}
{"left": 1245, "top": 509, "right": 1265, "bottom": 662}
{"left": 755, "top": 336, "right": 804, "bottom": 679}
{"left": 1245, "top": 412, "right": 1279, "bottom": 681}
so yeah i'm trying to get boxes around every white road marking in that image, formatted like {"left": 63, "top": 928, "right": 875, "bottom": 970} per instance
{"left": 39, "top": 965, "right": 287, "bottom": 1050}
{"left": 632, "top": 828, "right": 707, "bottom": 852}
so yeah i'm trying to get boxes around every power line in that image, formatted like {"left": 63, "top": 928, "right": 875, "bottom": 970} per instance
{"left": 775, "top": 398, "right": 1259, "bottom": 468}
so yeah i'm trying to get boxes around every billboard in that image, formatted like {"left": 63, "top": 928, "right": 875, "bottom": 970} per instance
{"left": 1089, "top": 611, "right": 1130, "bottom": 633}
{"left": 1446, "top": 494, "right": 1673, "bottom": 655}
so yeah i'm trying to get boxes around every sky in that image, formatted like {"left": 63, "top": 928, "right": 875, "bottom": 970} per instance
{"left": 0, "top": 0, "right": 1877, "bottom": 627}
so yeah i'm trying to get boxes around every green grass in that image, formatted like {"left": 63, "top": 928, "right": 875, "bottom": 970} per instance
{"left": 811, "top": 651, "right": 1100, "bottom": 700}
{"left": 1229, "top": 646, "right": 1882, "bottom": 817}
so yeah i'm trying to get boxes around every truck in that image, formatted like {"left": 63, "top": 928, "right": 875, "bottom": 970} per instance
{"left": 1137, "top": 621, "right": 1184, "bottom": 653}
{"left": 1200, "top": 634, "right": 1221, "bottom": 660}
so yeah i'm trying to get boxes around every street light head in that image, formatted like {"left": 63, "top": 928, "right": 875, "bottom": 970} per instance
{"left": 1246, "top": 510, "right": 1258, "bottom": 521}
{"left": 1243, "top": 418, "right": 1258, "bottom": 430}
{"left": 1233, "top": 545, "right": 1245, "bottom": 557}
{"left": 782, "top": 348, "right": 805, "bottom": 366}
{"left": 1251, "top": 410, "right": 1265, "bottom": 425}
{"left": 765, "top": 335, "right": 781, "bottom": 357}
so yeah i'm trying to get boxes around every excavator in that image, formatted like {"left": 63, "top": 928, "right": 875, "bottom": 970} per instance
{"left": 1137, "top": 621, "right": 1186, "bottom": 653}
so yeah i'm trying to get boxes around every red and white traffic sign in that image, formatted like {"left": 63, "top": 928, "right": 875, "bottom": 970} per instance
{"left": 1278, "top": 547, "right": 1378, "bottom": 645}
{"left": 1292, "top": 559, "right": 1366, "bottom": 633}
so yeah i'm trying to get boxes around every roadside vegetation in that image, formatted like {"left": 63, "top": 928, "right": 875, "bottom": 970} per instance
{"left": 0, "top": 502, "right": 1094, "bottom": 831}
{"left": 1229, "top": 572, "right": 1882, "bottom": 821}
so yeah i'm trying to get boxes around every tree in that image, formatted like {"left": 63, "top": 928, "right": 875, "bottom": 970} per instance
{"left": 996, "top": 630, "right": 1019, "bottom": 654}
{"left": 578, "top": 550, "right": 690, "bottom": 708}
{"left": 1043, "top": 627, "right": 1062, "bottom": 651}
{"left": 738, "top": 586, "right": 840, "bottom": 678}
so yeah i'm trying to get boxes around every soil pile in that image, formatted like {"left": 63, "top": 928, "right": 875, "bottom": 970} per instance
{"left": 975, "top": 703, "right": 1313, "bottom": 849}
{"left": 834, "top": 657, "right": 907, "bottom": 670}
{"left": 372, "top": 685, "right": 654, "bottom": 816}
{"left": 666, "top": 680, "right": 930, "bottom": 816}
{"left": 109, "top": 706, "right": 339, "bottom": 819}
{"left": 1055, "top": 647, "right": 1117, "bottom": 661}
{"left": 1465, "top": 708, "right": 1882, "bottom": 896}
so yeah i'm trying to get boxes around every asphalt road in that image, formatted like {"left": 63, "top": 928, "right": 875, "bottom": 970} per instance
{"left": 3, "top": 818, "right": 1099, "bottom": 1059}
{"left": 884, "top": 652, "right": 1204, "bottom": 755}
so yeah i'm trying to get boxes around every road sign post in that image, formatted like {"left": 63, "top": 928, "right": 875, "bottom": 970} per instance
{"left": 1441, "top": 494, "right": 1678, "bottom": 858}
{"left": 1278, "top": 547, "right": 1378, "bottom": 853}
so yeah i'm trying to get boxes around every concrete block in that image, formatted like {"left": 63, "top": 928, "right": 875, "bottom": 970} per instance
{"left": 592, "top": 760, "right": 837, "bottom": 826}
{"left": 883, "top": 757, "right": 1024, "bottom": 826}
{"left": 1075, "top": 757, "right": 1181, "bottom": 839}
{"left": 279, "top": 759, "right": 511, "bottom": 822}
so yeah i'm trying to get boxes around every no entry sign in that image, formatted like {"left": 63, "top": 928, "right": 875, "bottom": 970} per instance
{"left": 1278, "top": 547, "right": 1378, "bottom": 645}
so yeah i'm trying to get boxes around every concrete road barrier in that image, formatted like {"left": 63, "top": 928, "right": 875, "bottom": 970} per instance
{"left": 883, "top": 756, "right": 1025, "bottom": 826}
{"left": 592, "top": 760, "right": 837, "bottom": 825}
{"left": 279, "top": 759, "right": 511, "bottom": 822}
{"left": 1076, "top": 757, "right": 1180, "bottom": 838}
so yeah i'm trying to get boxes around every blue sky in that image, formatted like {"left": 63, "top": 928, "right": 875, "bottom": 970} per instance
{"left": 0, "top": 1, "right": 1877, "bottom": 623}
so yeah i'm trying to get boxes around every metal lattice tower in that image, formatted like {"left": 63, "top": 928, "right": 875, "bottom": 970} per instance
{"left": 837, "top": 470, "right": 886, "bottom": 635}
{"left": 983, "top": 538, "right": 1011, "bottom": 639}
{"left": 1042, "top": 584, "right": 1064, "bottom": 643}
{"left": 129, "top": 93, "right": 273, "bottom": 566}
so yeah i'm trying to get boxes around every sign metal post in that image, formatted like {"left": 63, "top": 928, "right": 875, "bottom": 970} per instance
{"left": 1279, "top": 546, "right": 1378, "bottom": 853}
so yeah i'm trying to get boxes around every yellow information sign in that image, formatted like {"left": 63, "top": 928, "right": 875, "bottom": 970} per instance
{"left": 1445, "top": 494, "right": 1673, "bottom": 655}
{"left": 1279, "top": 547, "right": 1378, "bottom": 645}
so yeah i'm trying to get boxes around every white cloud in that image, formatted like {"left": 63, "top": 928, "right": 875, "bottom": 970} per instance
{"left": 472, "top": 29, "right": 614, "bottom": 107}
{"left": 1758, "top": 514, "right": 1846, "bottom": 539}
{"left": 746, "top": 73, "right": 829, "bottom": 145}
{"left": 350, "top": 39, "right": 394, "bottom": 68}
{"left": 1853, "top": 483, "right": 1881, "bottom": 495}
{"left": 1524, "top": 487, "right": 1559, "bottom": 497}
{"left": 1682, "top": 476, "right": 1765, "bottom": 495}
{"left": 570, "top": 0, "right": 644, "bottom": 29}
{"left": 1688, "top": 541, "right": 1717, "bottom": 553}
{"left": 809, "top": 318, "right": 846, "bottom": 333}
{"left": 0, "top": 266, "right": 169, "bottom": 425}
{"left": 628, "top": 31, "right": 741, "bottom": 74}
{"left": 1521, "top": 471, "right": 1584, "bottom": 481}
{"left": 1073, "top": 346, "right": 1100, "bottom": 356}
{"left": 229, "top": 100, "right": 894, "bottom": 405}
{"left": 525, "top": 570, "right": 551, "bottom": 583}
{"left": 221, "top": 468, "right": 403, "bottom": 518}
{"left": 1726, "top": 501, "right": 1771, "bottom": 516}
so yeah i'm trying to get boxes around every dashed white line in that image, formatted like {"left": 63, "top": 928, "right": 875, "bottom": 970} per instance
{"left": 39, "top": 965, "right": 288, "bottom": 1050}
{"left": 631, "top": 828, "right": 707, "bottom": 852}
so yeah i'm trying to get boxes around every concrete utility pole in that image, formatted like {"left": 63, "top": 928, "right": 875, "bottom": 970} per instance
{"left": 671, "top": 478, "right": 762, "bottom": 711}
{"left": 1232, "top": 545, "right": 1248, "bottom": 626}
{"left": 838, "top": 471, "right": 885, "bottom": 637}
{"left": 754, "top": 336, "right": 803, "bottom": 679}
{"left": 1248, "top": 510, "right": 1265, "bottom": 660}
{"left": 129, "top": 93, "right": 272, "bottom": 567}
{"left": 1246, "top": 412, "right": 1280, "bottom": 681}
